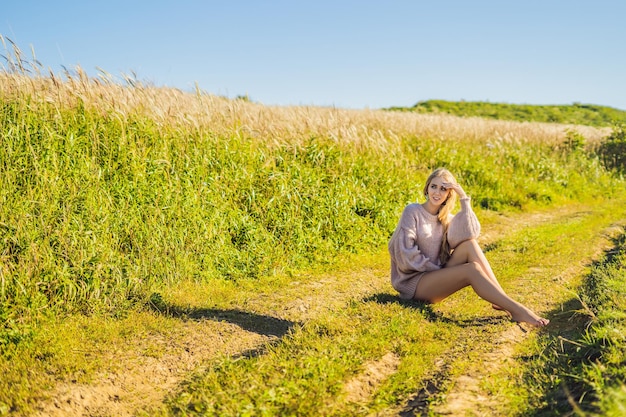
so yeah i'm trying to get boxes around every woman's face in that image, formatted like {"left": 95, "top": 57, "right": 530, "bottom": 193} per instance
{"left": 426, "top": 176, "right": 451, "bottom": 207}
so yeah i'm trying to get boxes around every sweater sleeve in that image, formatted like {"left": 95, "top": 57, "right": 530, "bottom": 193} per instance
{"left": 388, "top": 206, "right": 441, "bottom": 273}
{"left": 447, "top": 198, "right": 481, "bottom": 249}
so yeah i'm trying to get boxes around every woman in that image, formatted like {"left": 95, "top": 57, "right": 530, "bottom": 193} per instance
{"left": 388, "top": 168, "right": 549, "bottom": 327}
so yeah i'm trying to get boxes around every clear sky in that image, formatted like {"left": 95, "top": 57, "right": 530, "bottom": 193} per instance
{"left": 2, "top": 0, "right": 625, "bottom": 110}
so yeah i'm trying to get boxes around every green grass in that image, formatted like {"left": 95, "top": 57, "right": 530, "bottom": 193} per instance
{"left": 513, "top": 229, "right": 626, "bottom": 416}
{"left": 2, "top": 47, "right": 626, "bottom": 416}
{"left": 159, "top": 301, "right": 449, "bottom": 416}
{"left": 2, "top": 199, "right": 625, "bottom": 415}
{"left": 1, "top": 93, "right": 619, "bottom": 327}
{"left": 145, "top": 199, "right": 626, "bottom": 416}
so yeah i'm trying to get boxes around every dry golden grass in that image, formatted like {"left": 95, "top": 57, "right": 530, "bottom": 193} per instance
{"left": 0, "top": 69, "right": 609, "bottom": 152}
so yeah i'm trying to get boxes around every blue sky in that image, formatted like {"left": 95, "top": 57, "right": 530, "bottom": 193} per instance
{"left": 2, "top": 0, "right": 625, "bottom": 110}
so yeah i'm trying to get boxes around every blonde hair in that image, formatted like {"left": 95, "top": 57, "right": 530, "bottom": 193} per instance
{"left": 423, "top": 168, "right": 458, "bottom": 265}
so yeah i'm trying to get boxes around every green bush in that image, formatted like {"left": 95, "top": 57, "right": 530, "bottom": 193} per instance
{"left": 597, "top": 123, "right": 626, "bottom": 173}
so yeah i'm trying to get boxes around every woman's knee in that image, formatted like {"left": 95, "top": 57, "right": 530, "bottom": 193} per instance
{"left": 466, "top": 261, "right": 486, "bottom": 278}
{"left": 450, "top": 239, "right": 477, "bottom": 258}
{"left": 456, "top": 238, "right": 479, "bottom": 251}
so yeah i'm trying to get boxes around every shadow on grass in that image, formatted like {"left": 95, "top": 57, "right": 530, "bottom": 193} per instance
{"left": 148, "top": 299, "right": 297, "bottom": 339}
{"left": 362, "top": 292, "right": 506, "bottom": 327}
{"left": 148, "top": 301, "right": 300, "bottom": 360}
{"left": 361, "top": 292, "right": 437, "bottom": 317}
{"left": 364, "top": 292, "right": 507, "bottom": 417}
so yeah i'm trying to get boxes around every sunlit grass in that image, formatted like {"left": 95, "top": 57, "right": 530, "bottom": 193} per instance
{"left": 148, "top": 201, "right": 626, "bottom": 416}
{"left": 2, "top": 39, "right": 626, "bottom": 416}
{"left": 2, "top": 62, "right": 618, "bottom": 327}
{"left": 512, "top": 229, "right": 626, "bottom": 416}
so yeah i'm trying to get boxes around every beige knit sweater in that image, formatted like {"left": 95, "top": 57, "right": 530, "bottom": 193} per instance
{"left": 388, "top": 197, "right": 481, "bottom": 300}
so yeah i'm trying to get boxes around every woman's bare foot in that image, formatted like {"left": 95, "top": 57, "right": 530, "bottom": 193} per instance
{"left": 510, "top": 308, "right": 549, "bottom": 327}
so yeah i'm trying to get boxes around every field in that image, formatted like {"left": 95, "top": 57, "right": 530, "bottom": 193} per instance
{"left": 1, "top": 53, "right": 626, "bottom": 416}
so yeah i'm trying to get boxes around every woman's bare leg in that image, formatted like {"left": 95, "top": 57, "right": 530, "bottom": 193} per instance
{"left": 447, "top": 240, "right": 505, "bottom": 310}
{"left": 414, "top": 240, "right": 549, "bottom": 327}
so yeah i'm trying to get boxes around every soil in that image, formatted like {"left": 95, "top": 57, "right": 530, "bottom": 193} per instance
{"left": 343, "top": 352, "right": 401, "bottom": 404}
{"left": 33, "top": 321, "right": 270, "bottom": 417}
{"left": 430, "top": 325, "right": 528, "bottom": 416}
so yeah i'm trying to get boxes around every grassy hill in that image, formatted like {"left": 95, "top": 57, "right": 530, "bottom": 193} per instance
{"left": 387, "top": 99, "right": 626, "bottom": 127}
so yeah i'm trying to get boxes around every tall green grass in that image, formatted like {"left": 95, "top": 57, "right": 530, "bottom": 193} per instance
{"left": 0, "top": 51, "right": 623, "bottom": 354}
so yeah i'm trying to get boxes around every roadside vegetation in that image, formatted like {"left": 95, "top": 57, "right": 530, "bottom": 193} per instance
{"left": 524, "top": 232, "right": 626, "bottom": 417}
{"left": 388, "top": 99, "right": 626, "bottom": 127}
{"left": 1, "top": 38, "right": 625, "bottom": 415}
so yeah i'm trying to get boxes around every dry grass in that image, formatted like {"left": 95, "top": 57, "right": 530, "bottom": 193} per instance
{"left": 0, "top": 70, "right": 609, "bottom": 152}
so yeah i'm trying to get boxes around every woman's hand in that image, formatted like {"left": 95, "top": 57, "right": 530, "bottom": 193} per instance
{"left": 443, "top": 182, "right": 468, "bottom": 199}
